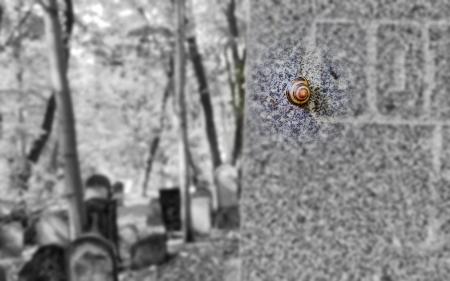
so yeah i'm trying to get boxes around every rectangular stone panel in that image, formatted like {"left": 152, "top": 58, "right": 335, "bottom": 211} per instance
{"left": 429, "top": 25, "right": 450, "bottom": 120}
{"left": 241, "top": 124, "right": 440, "bottom": 280}
{"left": 440, "top": 126, "right": 450, "bottom": 174}
{"left": 376, "top": 24, "right": 425, "bottom": 118}
{"left": 315, "top": 22, "right": 368, "bottom": 117}
{"left": 316, "top": 0, "right": 376, "bottom": 19}
{"left": 316, "top": 0, "right": 450, "bottom": 20}
{"left": 374, "top": 0, "right": 450, "bottom": 20}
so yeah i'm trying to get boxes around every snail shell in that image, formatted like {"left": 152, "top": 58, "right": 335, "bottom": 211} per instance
{"left": 286, "top": 76, "right": 311, "bottom": 106}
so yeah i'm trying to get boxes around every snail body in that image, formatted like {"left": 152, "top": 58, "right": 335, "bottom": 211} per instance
{"left": 286, "top": 76, "right": 311, "bottom": 107}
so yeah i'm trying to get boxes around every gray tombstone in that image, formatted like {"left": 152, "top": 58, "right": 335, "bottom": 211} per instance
{"left": 130, "top": 232, "right": 167, "bottom": 269}
{"left": 146, "top": 197, "right": 163, "bottom": 227}
{"left": 118, "top": 224, "right": 139, "bottom": 262}
{"left": 243, "top": 0, "right": 450, "bottom": 280}
{"left": 35, "top": 210, "right": 70, "bottom": 246}
{"left": 190, "top": 193, "right": 212, "bottom": 235}
{"left": 0, "top": 221, "right": 24, "bottom": 258}
{"left": 18, "top": 244, "right": 66, "bottom": 281}
{"left": 84, "top": 174, "right": 112, "bottom": 200}
{"left": 68, "top": 234, "right": 117, "bottom": 281}
{"left": 0, "top": 265, "right": 6, "bottom": 281}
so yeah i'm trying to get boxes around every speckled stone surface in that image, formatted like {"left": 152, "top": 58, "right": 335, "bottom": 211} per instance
{"left": 429, "top": 25, "right": 450, "bottom": 120}
{"left": 242, "top": 1, "right": 450, "bottom": 280}
{"left": 375, "top": 24, "right": 424, "bottom": 118}
{"left": 316, "top": 0, "right": 450, "bottom": 20}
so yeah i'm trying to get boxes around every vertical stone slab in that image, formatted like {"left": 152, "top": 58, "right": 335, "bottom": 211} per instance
{"left": 243, "top": 0, "right": 450, "bottom": 280}
{"left": 376, "top": 24, "right": 425, "bottom": 118}
{"left": 429, "top": 25, "right": 450, "bottom": 119}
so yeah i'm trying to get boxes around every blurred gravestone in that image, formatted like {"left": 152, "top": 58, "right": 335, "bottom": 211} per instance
{"left": 118, "top": 224, "right": 139, "bottom": 262}
{"left": 84, "top": 198, "right": 119, "bottom": 255}
{"left": 84, "top": 174, "right": 112, "bottom": 200}
{"left": 0, "top": 221, "right": 23, "bottom": 258}
{"left": 130, "top": 232, "right": 167, "bottom": 269}
{"left": 146, "top": 197, "right": 163, "bottom": 227}
{"left": 35, "top": 210, "right": 70, "bottom": 246}
{"left": 159, "top": 188, "right": 181, "bottom": 233}
{"left": 215, "top": 164, "right": 239, "bottom": 208}
{"left": 68, "top": 234, "right": 117, "bottom": 281}
{"left": 190, "top": 187, "right": 212, "bottom": 236}
{"left": 18, "top": 244, "right": 66, "bottom": 281}
{"left": 84, "top": 173, "right": 119, "bottom": 256}
{"left": 112, "top": 181, "right": 124, "bottom": 206}
{"left": 243, "top": 0, "right": 450, "bottom": 280}
{"left": 214, "top": 164, "right": 240, "bottom": 229}
{"left": 0, "top": 266, "right": 5, "bottom": 281}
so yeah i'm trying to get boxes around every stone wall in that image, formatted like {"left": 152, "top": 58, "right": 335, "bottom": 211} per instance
{"left": 242, "top": 1, "right": 450, "bottom": 280}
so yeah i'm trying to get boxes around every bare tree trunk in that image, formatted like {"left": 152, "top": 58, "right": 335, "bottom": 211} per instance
{"left": 175, "top": 0, "right": 193, "bottom": 243}
{"left": 142, "top": 60, "right": 174, "bottom": 196}
{"left": 28, "top": 0, "right": 74, "bottom": 164}
{"left": 28, "top": 95, "right": 56, "bottom": 163}
{"left": 186, "top": 36, "right": 222, "bottom": 168}
{"left": 225, "top": 0, "right": 246, "bottom": 166}
{"left": 42, "top": 0, "right": 85, "bottom": 238}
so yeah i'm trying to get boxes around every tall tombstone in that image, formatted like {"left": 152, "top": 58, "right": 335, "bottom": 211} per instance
{"left": 243, "top": 1, "right": 450, "bottom": 280}
{"left": 84, "top": 174, "right": 119, "bottom": 255}
{"left": 159, "top": 188, "right": 182, "bottom": 234}
{"left": 67, "top": 234, "right": 117, "bottom": 281}
{"left": 111, "top": 182, "right": 124, "bottom": 207}
{"left": 84, "top": 198, "right": 119, "bottom": 252}
{"left": 0, "top": 266, "right": 5, "bottom": 281}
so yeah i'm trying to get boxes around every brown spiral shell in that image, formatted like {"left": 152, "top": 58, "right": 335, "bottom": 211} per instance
{"left": 286, "top": 76, "right": 311, "bottom": 106}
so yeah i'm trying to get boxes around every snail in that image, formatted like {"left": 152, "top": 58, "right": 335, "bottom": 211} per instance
{"left": 285, "top": 76, "right": 311, "bottom": 107}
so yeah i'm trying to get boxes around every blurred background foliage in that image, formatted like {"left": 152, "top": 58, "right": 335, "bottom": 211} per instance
{"left": 0, "top": 0, "right": 247, "bottom": 210}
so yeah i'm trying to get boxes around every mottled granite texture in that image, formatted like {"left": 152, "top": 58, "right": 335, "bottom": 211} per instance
{"left": 242, "top": 0, "right": 450, "bottom": 280}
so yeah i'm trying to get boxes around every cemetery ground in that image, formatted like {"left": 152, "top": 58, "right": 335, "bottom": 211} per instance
{"left": 0, "top": 191, "right": 240, "bottom": 281}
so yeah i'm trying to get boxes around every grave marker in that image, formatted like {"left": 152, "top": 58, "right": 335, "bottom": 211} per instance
{"left": 18, "top": 244, "right": 66, "bottom": 281}
{"left": 130, "top": 232, "right": 167, "bottom": 269}
{"left": 68, "top": 234, "right": 117, "bottom": 281}
{"left": 159, "top": 188, "right": 181, "bottom": 233}
{"left": 84, "top": 198, "right": 119, "bottom": 255}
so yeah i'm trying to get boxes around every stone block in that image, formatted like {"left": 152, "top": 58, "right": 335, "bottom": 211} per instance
{"left": 374, "top": 0, "right": 450, "bottom": 20}
{"left": 215, "top": 164, "right": 239, "bottom": 208}
{"left": 429, "top": 25, "right": 450, "bottom": 120}
{"left": 130, "top": 233, "right": 167, "bottom": 269}
{"left": 0, "top": 221, "right": 23, "bottom": 258}
{"left": 18, "top": 244, "right": 66, "bottom": 281}
{"left": 68, "top": 234, "right": 118, "bottom": 281}
{"left": 146, "top": 197, "right": 163, "bottom": 227}
{"left": 376, "top": 24, "right": 425, "bottom": 118}
{"left": 159, "top": 189, "right": 182, "bottom": 232}
{"left": 118, "top": 224, "right": 139, "bottom": 262}
{"left": 190, "top": 196, "right": 212, "bottom": 235}
{"left": 0, "top": 266, "right": 5, "bottom": 281}
{"left": 241, "top": 123, "right": 437, "bottom": 280}
{"left": 316, "top": 0, "right": 376, "bottom": 20}
{"left": 316, "top": 0, "right": 450, "bottom": 20}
